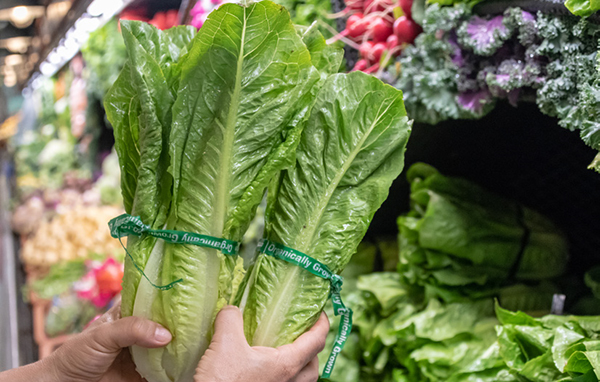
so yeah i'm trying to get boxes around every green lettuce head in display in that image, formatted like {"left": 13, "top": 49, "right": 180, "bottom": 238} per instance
{"left": 398, "top": 163, "right": 569, "bottom": 309}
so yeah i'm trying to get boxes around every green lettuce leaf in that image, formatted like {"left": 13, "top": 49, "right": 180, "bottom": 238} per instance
{"left": 105, "top": 21, "right": 190, "bottom": 322}
{"left": 240, "top": 71, "right": 412, "bottom": 347}
{"left": 565, "top": 0, "right": 600, "bottom": 17}
{"left": 299, "top": 22, "right": 343, "bottom": 76}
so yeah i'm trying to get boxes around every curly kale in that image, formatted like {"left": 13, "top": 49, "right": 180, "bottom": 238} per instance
{"left": 395, "top": 2, "right": 600, "bottom": 158}
{"left": 503, "top": 8, "right": 538, "bottom": 46}
{"left": 422, "top": 3, "right": 471, "bottom": 34}
{"left": 396, "top": 5, "right": 544, "bottom": 124}
{"left": 535, "top": 14, "right": 600, "bottom": 137}
{"left": 577, "top": 54, "right": 600, "bottom": 165}
{"left": 397, "top": 33, "right": 473, "bottom": 125}
{"left": 397, "top": 4, "right": 499, "bottom": 124}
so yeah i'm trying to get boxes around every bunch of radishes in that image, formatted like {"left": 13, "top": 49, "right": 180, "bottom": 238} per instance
{"left": 330, "top": 0, "right": 421, "bottom": 73}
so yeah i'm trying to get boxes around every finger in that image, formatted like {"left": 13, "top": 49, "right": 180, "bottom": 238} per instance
{"left": 212, "top": 305, "right": 248, "bottom": 347}
{"left": 86, "top": 301, "right": 122, "bottom": 331}
{"left": 87, "top": 316, "right": 172, "bottom": 353}
{"left": 279, "top": 312, "right": 329, "bottom": 369}
{"left": 292, "top": 357, "right": 319, "bottom": 382}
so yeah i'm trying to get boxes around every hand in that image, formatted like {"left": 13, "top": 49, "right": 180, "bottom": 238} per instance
{"left": 0, "top": 301, "right": 172, "bottom": 382}
{"left": 48, "top": 301, "right": 172, "bottom": 382}
{"left": 195, "top": 306, "right": 329, "bottom": 382}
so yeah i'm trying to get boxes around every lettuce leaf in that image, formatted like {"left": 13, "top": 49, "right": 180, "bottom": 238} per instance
{"left": 565, "top": 0, "right": 600, "bottom": 17}
{"left": 104, "top": 22, "right": 194, "bottom": 322}
{"left": 240, "top": 71, "right": 412, "bottom": 347}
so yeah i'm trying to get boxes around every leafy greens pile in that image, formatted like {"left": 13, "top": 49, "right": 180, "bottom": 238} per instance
{"left": 395, "top": 4, "right": 600, "bottom": 167}
{"left": 326, "top": 271, "right": 600, "bottom": 382}
{"left": 105, "top": 2, "right": 411, "bottom": 381}
{"left": 319, "top": 164, "right": 575, "bottom": 382}
{"left": 398, "top": 163, "right": 568, "bottom": 309}
{"left": 476, "top": 304, "right": 600, "bottom": 382}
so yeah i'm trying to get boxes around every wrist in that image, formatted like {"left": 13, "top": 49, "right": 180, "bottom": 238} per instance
{"left": 0, "top": 357, "right": 61, "bottom": 382}
{"left": 37, "top": 355, "right": 63, "bottom": 382}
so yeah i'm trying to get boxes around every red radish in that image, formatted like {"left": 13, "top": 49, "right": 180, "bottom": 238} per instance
{"left": 393, "top": 16, "right": 421, "bottom": 44}
{"left": 359, "top": 41, "right": 375, "bottom": 59}
{"left": 369, "top": 17, "right": 393, "bottom": 42}
{"left": 327, "top": 13, "right": 367, "bottom": 43}
{"left": 371, "top": 42, "right": 387, "bottom": 62}
{"left": 347, "top": 16, "right": 369, "bottom": 40}
{"left": 360, "top": 41, "right": 386, "bottom": 62}
{"left": 352, "top": 59, "right": 370, "bottom": 71}
{"left": 386, "top": 34, "right": 399, "bottom": 50}
{"left": 347, "top": 12, "right": 364, "bottom": 27}
{"left": 399, "top": 0, "right": 412, "bottom": 19}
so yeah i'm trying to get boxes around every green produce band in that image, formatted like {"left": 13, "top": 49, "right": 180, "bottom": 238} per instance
{"left": 258, "top": 239, "right": 353, "bottom": 378}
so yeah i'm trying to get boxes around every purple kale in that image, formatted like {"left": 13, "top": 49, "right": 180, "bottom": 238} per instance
{"left": 467, "top": 16, "right": 506, "bottom": 47}
{"left": 457, "top": 89, "right": 493, "bottom": 114}
{"left": 457, "top": 15, "right": 513, "bottom": 56}
{"left": 448, "top": 34, "right": 465, "bottom": 67}
{"left": 503, "top": 8, "right": 538, "bottom": 46}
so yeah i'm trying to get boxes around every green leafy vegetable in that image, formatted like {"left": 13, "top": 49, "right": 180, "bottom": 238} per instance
{"left": 565, "top": 0, "right": 600, "bottom": 17}
{"left": 27, "top": 260, "right": 87, "bottom": 300}
{"left": 397, "top": 163, "right": 568, "bottom": 307}
{"left": 319, "top": 163, "right": 574, "bottom": 382}
{"left": 472, "top": 303, "right": 600, "bottom": 382}
{"left": 104, "top": 3, "right": 333, "bottom": 380}
{"left": 239, "top": 71, "right": 412, "bottom": 348}
{"left": 81, "top": 19, "right": 127, "bottom": 101}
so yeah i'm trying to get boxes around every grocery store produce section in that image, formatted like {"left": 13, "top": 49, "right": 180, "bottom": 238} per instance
{"left": 3, "top": 0, "right": 600, "bottom": 380}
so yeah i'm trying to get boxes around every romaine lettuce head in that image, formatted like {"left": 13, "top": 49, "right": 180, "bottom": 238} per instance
{"left": 397, "top": 163, "right": 569, "bottom": 306}
{"left": 239, "top": 71, "right": 412, "bottom": 347}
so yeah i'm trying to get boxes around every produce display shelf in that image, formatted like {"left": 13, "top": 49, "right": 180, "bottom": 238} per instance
{"left": 20, "top": 237, "right": 75, "bottom": 360}
{"left": 28, "top": 289, "right": 73, "bottom": 360}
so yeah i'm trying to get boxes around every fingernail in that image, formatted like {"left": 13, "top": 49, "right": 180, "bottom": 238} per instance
{"left": 155, "top": 327, "right": 172, "bottom": 342}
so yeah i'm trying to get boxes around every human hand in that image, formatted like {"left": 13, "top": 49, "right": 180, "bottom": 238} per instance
{"left": 195, "top": 306, "right": 329, "bottom": 382}
{"left": 46, "top": 301, "right": 171, "bottom": 382}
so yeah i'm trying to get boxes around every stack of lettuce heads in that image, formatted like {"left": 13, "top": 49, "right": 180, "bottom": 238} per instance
{"left": 104, "top": 2, "right": 412, "bottom": 381}
{"left": 398, "top": 163, "right": 568, "bottom": 310}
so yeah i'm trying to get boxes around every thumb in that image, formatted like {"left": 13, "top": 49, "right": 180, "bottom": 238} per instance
{"left": 212, "top": 305, "right": 248, "bottom": 347}
{"left": 87, "top": 316, "right": 172, "bottom": 353}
